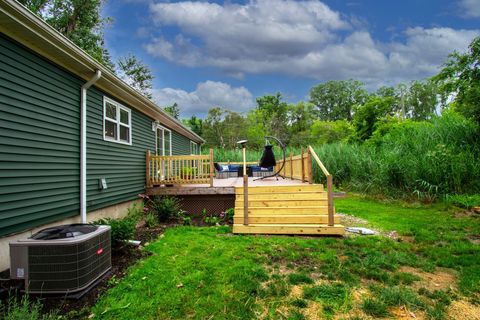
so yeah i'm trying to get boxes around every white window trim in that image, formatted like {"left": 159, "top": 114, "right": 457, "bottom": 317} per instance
{"left": 190, "top": 141, "right": 198, "bottom": 155}
{"left": 103, "top": 97, "right": 132, "bottom": 145}
{"left": 155, "top": 124, "right": 172, "bottom": 156}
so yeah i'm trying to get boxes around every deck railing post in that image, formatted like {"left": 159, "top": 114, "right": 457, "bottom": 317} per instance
{"left": 289, "top": 152, "right": 293, "bottom": 179}
{"left": 301, "top": 147, "right": 305, "bottom": 182}
{"left": 146, "top": 150, "right": 151, "bottom": 188}
{"left": 209, "top": 148, "right": 214, "bottom": 187}
{"left": 327, "top": 175, "right": 334, "bottom": 226}
{"left": 307, "top": 148, "right": 313, "bottom": 184}
{"left": 242, "top": 145, "right": 249, "bottom": 225}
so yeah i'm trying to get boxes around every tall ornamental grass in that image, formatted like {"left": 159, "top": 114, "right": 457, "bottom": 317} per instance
{"left": 314, "top": 112, "right": 480, "bottom": 198}
{"left": 209, "top": 112, "right": 480, "bottom": 199}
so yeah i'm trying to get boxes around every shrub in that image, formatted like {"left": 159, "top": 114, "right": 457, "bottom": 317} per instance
{"left": 224, "top": 208, "right": 235, "bottom": 224}
{"left": 144, "top": 213, "right": 158, "bottom": 228}
{"left": 94, "top": 217, "right": 135, "bottom": 246}
{"left": 144, "top": 196, "right": 181, "bottom": 222}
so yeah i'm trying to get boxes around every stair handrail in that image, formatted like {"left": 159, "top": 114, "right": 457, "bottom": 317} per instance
{"left": 307, "top": 146, "right": 334, "bottom": 226}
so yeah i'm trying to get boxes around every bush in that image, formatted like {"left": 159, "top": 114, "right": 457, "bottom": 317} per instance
{"left": 144, "top": 196, "right": 181, "bottom": 222}
{"left": 224, "top": 208, "right": 235, "bottom": 224}
{"left": 94, "top": 217, "right": 135, "bottom": 246}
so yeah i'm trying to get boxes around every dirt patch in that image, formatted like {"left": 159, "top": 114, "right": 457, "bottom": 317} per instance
{"left": 448, "top": 299, "right": 480, "bottom": 320}
{"left": 468, "top": 234, "right": 480, "bottom": 245}
{"left": 303, "top": 301, "right": 322, "bottom": 320}
{"left": 399, "top": 235, "right": 415, "bottom": 243}
{"left": 390, "top": 306, "right": 426, "bottom": 320}
{"left": 399, "top": 266, "right": 457, "bottom": 291}
{"left": 290, "top": 285, "right": 303, "bottom": 298}
{"left": 337, "top": 213, "right": 369, "bottom": 227}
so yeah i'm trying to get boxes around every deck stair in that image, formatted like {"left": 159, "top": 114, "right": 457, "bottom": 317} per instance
{"left": 232, "top": 185, "right": 344, "bottom": 235}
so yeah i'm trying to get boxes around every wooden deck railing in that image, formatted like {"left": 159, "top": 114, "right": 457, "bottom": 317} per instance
{"left": 275, "top": 146, "right": 334, "bottom": 226}
{"left": 146, "top": 149, "right": 214, "bottom": 187}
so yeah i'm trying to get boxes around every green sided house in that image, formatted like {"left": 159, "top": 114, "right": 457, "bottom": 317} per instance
{"left": 0, "top": 1, "right": 204, "bottom": 271}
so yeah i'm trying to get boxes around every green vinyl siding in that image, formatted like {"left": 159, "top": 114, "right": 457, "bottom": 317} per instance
{"left": 0, "top": 34, "right": 81, "bottom": 236}
{"left": 85, "top": 90, "right": 155, "bottom": 211}
{"left": 171, "top": 130, "right": 193, "bottom": 155}
{"left": 0, "top": 33, "right": 198, "bottom": 237}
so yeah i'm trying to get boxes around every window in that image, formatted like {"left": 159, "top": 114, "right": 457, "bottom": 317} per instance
{"left": 190, "top": 141, "right": 198, "bottom": 154}
{"left": 156, "top": 125, "right": 172, "bottom": 156}
{"left": 103, "top": 97, "right": 132, "bottom": 145}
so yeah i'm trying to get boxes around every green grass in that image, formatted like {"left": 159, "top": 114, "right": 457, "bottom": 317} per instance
{"left": 89, "top": 196, "right": 480, "bottom": 319}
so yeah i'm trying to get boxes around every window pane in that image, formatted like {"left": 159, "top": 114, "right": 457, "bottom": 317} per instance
{"left": 105, "top": 120, "right": 117, "bottom": 139}
{"left": 120, "top": 125, "right": 130, "bottom": 142}
{"left": 120, "top": 109, "right": 129, "bottom": 125}
{"left": 106, "top": 102, "right": 117, "bottom": 119}
{"left": 157, "top": 128, "right": 163, "bottom": 155}
{"left": 164, "top": 131, "right": 171, "bottom": 155}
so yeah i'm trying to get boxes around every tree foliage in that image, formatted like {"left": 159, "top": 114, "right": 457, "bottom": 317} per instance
{"left": 117, "top": 54, "right": 154, "bottom": 99}
{"left": 433, "top": 36, "right": 480, "bottom": 124}
{"left": 353, "top": 96, "right": 396, "bottom": 141}
{"left": 19, "top": 0, "right": 113, "bottom": 68}
{"left": 164, "top": 103, "right": 180, "bottom": 119}
{"left": 309, "top": 80, "right": 368, "bottom": 121}
{"left": 182, "top": 116, "right": 203, "bottom": 137}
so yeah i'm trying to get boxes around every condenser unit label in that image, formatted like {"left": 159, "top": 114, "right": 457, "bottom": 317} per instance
{"left": 16, "top": 268, "right": 24, "bottom": 278}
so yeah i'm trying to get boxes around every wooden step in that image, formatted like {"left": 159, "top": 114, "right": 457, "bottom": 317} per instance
{"left": 233, "top": 215, "right": 341, "bottom": 224}
{"left": 233, "top": 224, "right": 345, "bottom": 235}
{"left": 235, "top": 185, "right": 324, "bottom": 194}
{"left": 236, "top": 193, "right": 327, "bottom": 201}
{"left": 235, "top": 199, "right": 327, "bottom": 207}
{"left": 235, "top": 206, "right": 331, "bottom": 215}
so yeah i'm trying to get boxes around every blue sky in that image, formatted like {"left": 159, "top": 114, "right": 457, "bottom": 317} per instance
{"left": 102, "top": 0, "right": 480, "bottom": 118}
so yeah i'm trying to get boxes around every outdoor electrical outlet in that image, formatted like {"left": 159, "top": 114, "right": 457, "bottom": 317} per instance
{"left": 99, "top": 178, "right": 107, "bottom": 190}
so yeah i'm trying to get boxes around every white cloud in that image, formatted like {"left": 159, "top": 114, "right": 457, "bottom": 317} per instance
{"left": 152, "top": 81, "right": 255, "bottom": 117}
{"left": 144, "top": 0, "right": 478, "bottom": 88}
{"left": 459, "top": 0, "right": 480, "bottom": 18}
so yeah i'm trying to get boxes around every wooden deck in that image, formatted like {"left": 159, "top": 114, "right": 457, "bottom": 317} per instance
{"left": 146, "top": 178, "right": 345, "bottom": 236}
{"left": 146, "top": 177, "right": 309, "bottom": 195}
{"left": 145, "top": 146, "right": 345, "bottom": 236}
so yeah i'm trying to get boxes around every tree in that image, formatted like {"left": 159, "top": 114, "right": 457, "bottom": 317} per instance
{"left": 406, "top": 80, "right": 438, "bottom": 120}
{"left": 353, "top": 96, "right": 395, "bottom": 141}
{"left": 310, "top": 120, "right": 353, "bottom": 145}
{"left": 163, "top": 103, "right": 180, "bottom": 119}
{"left": 433, "top": 36, "right": 480, "bottom": 124}
{"left": 287, "top": 101, "right": 315, "bottom": 146}
{"left": 182, "top": 116, "right": 203, "bottom": 137}
{"left": 117, "top": 54, "right": 154, "bottom": 99}
{"left": 309, "top": 80, "right": 368, "bottom": 121}
{"left": 202, "top": 107, "right": 247, "bottom": 149}
{"left": 202, "top": 107, "right": 227, "bottom": 148}
{"left": 255, "top": 93, "right": 289, "bottom": 141}
{"left": 19, "top": 0, "right": 113, "bottom": 68}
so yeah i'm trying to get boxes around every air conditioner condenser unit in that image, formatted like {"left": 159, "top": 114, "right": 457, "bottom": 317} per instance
{"left": 9, "top": 224, "right": 111, "bottom": 294}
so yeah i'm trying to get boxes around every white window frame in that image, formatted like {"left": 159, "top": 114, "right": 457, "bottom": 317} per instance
{"left": 190, "top": 141, "right": 198, "bottom": 155}
{"left": 103, "top": 97, "right": 132, "bottom": 145}
{"left": 155, "top": 124, "right": 172, "bottom": 156}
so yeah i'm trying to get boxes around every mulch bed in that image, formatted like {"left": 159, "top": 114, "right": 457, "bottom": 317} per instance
{"left": 0, "top": 224, "right": 170, "bottom": 319}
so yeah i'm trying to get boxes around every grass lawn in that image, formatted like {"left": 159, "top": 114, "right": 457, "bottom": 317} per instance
{"left": 90, "top": 196, "right": 480, "bottom": 319}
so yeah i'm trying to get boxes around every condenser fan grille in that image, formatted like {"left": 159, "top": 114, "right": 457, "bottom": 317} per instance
{"left": 27, "top": 229, "right": 111, "bottom": 292}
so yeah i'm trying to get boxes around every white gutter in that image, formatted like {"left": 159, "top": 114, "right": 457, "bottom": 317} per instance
{"left": 80, "top": 70, "right": 102, "bottom": 223}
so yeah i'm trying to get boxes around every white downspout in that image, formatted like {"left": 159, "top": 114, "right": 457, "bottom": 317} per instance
{"left": 80, "top": 70, "right": 102, "bottom": 223}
